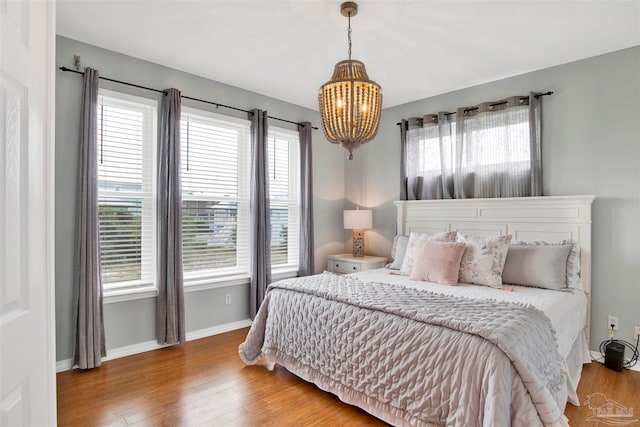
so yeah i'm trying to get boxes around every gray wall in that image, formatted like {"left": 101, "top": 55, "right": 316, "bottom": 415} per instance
{"left": 346, "top": 46, "right": 640, "bottom": 348}
{"left": 55, "top": 36, "right": 346, "bottom": 361}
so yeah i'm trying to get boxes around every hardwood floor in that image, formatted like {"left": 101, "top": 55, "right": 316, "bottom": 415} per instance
{"left": 57, "top": 328, "right": 640, "bottom": 426}
{"left": 564, "top": 362, "right": 640, "bottom": 426}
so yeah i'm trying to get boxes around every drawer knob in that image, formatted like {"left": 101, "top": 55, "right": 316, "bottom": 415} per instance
{"left": 353, "top": 266, "right": 356, "bottom": 270}
{"left": 336, "top": 264, "right": 339, "bottom": 267}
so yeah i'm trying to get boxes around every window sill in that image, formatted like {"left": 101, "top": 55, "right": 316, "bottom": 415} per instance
{"left": 184, "top": 274, "right": 251, "bottom": 293}
{"left": 104, "top": 286, "right": 158, "bottom": 304}
{"left": 104, "top": 267, "right": 300, "bottom": 303}
{"left": 184, "top": 267, "right": 299, "bottom": 292}
{"left": 271, "top": 267, "right": 299, "bottom": 281}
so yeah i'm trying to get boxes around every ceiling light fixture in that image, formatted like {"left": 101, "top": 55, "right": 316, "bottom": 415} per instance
{"left": 318, "top": 2, "right": 382, "bottom": 160}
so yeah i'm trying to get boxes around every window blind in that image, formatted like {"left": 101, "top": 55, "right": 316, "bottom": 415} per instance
{"left": 180, "top": 109, "right": 251, "bottom": 278}
{"left": 267, "top": 128, "right": 300, "bottom": 268}
{"left": 97, "top": 90, "right": 156, "bottom": 290}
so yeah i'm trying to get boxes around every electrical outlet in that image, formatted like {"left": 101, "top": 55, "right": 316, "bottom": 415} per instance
{"left": 634, "top": 326, "right": 640, "bottom": 342}
{"left": 225, "top": 294, "right": 231, "bottom": 305}
{"left": 608, "top": 315, "right": 619, "bottom": 331}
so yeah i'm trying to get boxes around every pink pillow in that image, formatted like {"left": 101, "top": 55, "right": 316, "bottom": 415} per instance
{"left": 409, "top": 240, "right": 466, "bottom": 285}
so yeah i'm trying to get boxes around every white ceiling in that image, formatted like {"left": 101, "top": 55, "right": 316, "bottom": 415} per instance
{"left": 57, "top": 0, "right": 640, "bottom": 110}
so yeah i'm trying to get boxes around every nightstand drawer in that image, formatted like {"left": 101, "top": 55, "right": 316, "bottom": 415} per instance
{"left": 327, "top": 253, "right": 387, "bottom": 275}
{"left": 331, "top": 260, "right": 362, "bottom": 274}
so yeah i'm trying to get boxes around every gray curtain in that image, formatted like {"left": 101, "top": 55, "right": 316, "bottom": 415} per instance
{"left": 298, "top": 122, "right": 314, "bottom": 276}
{"left": 73, "top": 67, "right": 106, "bottom": 369}
{"left": 403, "top": 94, "right": 542, "bottom": 200}
{"left": 405, "top": 113, "right": 455, "bottom": 200}
{"left": 157, "top": 88, "right": 185, "bottom": 345}
{"left": 400, "top": 119, "right": 408, "bottom": 200}
{"left": 249, "top": 109, "right": 271, "bottom": 318}
{"left": 528, "top": 92, "right": 543, "bottom": 196}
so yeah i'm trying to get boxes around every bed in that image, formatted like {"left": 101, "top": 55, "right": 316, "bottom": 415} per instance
{"left": 239, "top": 195, "right": 594, "bottom": 427}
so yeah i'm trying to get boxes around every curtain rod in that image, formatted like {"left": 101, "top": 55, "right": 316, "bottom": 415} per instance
{"left": 395, "top": 92, "right": 554, "bottom": 126}
{"left": 58, "top": 66, "right": 318, "bottom": 130}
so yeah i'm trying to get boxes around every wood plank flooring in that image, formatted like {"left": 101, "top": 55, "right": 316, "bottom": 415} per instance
{"left": 57, "top": 328, "right": 640, "bottom": 426}
{"left": 564, "top": 361, "right": 640, "bottom": 426}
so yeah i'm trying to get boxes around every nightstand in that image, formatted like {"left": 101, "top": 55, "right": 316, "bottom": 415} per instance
{"left": 327, "top": 253, "right": 387, "bottom": 274}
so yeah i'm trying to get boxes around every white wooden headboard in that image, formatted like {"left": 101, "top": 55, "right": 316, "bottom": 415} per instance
{"left": 394, "top": 195, "right": 595, "bottom": 340}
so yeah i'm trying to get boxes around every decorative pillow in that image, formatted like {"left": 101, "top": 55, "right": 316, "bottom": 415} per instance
{"left": 409, "top": 240, "right": 466, "bottom": 285}
{"left": 507, "top": 239, "right": 581, "bottom": 289}
{"left": 457, "top": 233, "right": 512, "bottom": 288}
{"left": 388, "top": 235, "right": 410, "bottom": 270}
{"left": 400, "top": 230, "right": 458, "bottom": 275}
{"left": 502, "top": 244, "right": 572, "bottom": 290}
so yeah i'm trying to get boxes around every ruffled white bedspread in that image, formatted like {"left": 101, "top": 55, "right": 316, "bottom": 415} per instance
{"left": 239, "top": 273, "right": 570, "bottom": 427}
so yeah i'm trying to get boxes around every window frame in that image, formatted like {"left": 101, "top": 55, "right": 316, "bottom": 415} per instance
{"left": 267, "top": 126, "right": 301, "bottom": 275}
{"left": 99, "top": 98, "right": 303, "bottom": 302}
{"left": 179, "top": 107, "right": 252, "bottom": 288}
{"left": 97, "top": 89, "right": 158, "bottom": 300}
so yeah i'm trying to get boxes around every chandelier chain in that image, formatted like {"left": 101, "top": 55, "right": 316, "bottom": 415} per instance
{"left": 347, "top": 13, "right": 352, "bottom": 61}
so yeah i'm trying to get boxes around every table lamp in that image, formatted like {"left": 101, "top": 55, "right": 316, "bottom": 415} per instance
{"left": 344, "top": 209, "right": 372, "bottom": 257}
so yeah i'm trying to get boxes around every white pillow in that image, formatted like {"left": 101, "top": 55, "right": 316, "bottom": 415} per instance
{"left": 388, "top": 235, "right": 409, "bottom": 270}
{"left": 399, "top": 231, "right": 458, "bottom": 275}
{"left": 457, "top": 233, "right": 512, "bottom": 288}
{"left": 507, "top": 239, "right": 581, "bottom": 290}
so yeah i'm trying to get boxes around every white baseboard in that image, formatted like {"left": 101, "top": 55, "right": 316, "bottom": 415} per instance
{"left": 590, "top": 350, "right": 640, "bottom": 372}
{"left": 56, "top": 318, "right": 252, "bottom": 373}
{"left": 56, "top": 359, "right": 73, "bottom": 373}
{"left": 185, "top": 319, "right": 252, "bottom": 341}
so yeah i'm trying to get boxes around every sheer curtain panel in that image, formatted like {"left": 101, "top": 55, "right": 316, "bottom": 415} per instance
{"left": 157, "top": 88, "right": 186, "bottom": 345}
{"left": 402, "top": 93, "right": 542, "bottom": 200}
{"left": 405, "top": 113, "right": 456, "bottom": 200}
{"left": 250, "top": 109, "right": 271, "bottom": 318}
{"left": 73, "top": 67, "right": 106, "bottom": 369}
{"left": 298, "top": 122, "right": 314, "bottom": 276}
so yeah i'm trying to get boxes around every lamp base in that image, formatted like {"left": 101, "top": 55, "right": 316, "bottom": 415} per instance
{"left": 352, "top": 230, "right": 365, "bottom": 257}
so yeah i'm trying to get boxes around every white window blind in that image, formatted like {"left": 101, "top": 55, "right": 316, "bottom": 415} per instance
{"left": 180, "top": 108, "right": 251, "bottom": 280}
{"left": 267, "top": 127, "right": 300, "bottom": 269}
{"left": 97, "top": 90, "right": 156, "bottom": 291}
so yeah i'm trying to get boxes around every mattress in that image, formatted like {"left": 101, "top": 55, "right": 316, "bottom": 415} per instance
{"left": 351, "top": 268, "right": 588, "bottom": 360}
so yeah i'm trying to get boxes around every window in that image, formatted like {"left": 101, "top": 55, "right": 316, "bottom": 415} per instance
{"left": 267, "top": 128, "right": 300, "bottom": 269}
{"left": 97, "top": 96, "right": 299, "bottom": 294}
{"left": 405, "top": 97, "right": 540, "bottom": 199}
{"left": 459, "top": 110, "right": 531, "bottom": 169}
{"left": 97, "top": 90, "right": 156, "bottom": 292}
{"left": 180, "top": 108, "right": 251, "bottom": 280}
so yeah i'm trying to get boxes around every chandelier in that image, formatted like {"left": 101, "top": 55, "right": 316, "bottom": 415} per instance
{"left": 318, "top": 2, "right": 382, "bottom": 160}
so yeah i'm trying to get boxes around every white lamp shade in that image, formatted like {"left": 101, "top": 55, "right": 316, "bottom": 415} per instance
{"left": 343, "top": 209, "right": 372, "bottom": 230}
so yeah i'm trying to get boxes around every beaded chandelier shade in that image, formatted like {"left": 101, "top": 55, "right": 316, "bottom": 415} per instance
{"left": 318, "top": 2, "right": 382, "bottom": 160}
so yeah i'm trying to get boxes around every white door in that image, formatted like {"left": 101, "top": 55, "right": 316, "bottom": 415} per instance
{"left": 0, "top": 0, "right": 57, "bottom": 425}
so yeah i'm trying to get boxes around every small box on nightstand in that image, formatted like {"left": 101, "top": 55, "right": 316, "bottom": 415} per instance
{"left": 327, "top": 253, "right": 387, "bottom": 275}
